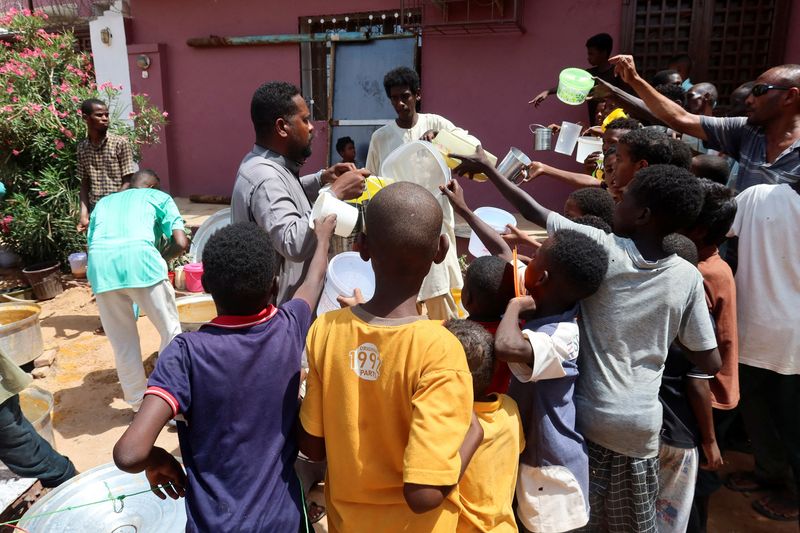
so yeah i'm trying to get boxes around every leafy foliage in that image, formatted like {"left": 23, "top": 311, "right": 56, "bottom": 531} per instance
{"left": 0, "top": 8, "right": 167, "bottom": 266}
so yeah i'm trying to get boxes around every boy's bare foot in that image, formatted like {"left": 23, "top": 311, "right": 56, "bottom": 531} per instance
{"left": 308, "top": 502, "right": 326, "bottom": 524}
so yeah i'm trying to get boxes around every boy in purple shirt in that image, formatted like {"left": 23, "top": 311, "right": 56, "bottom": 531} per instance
{"left": 113, "top": 216, "right": 336, "bottom": 532}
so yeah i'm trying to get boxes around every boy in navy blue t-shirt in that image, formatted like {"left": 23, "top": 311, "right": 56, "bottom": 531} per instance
{"left": 113, "top": 216, "right": 336, "bottom": 532}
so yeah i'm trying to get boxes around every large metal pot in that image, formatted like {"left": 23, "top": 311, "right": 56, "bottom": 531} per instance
{"left": 175, "top": 294, "right": 216, "bottom": 332}
{"left": 19, "top": 462, "right": 186, "bottom": 532}
{"left": 0, "top": 302, "right": 43, "bottom": 365}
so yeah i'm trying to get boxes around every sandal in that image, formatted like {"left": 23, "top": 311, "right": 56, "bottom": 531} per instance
{"left": 724, "top": 471, "right": 773, "bottom": 492}
{"left": 307, "top": 502, "right": 326, "bottom": 525}
{"left": 752, "top": 495, "right": 799, "bottom": 522}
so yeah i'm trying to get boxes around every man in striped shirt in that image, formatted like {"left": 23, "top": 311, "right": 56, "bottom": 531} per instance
{"left": 608, "top": 56, "right": 800, "bottom": 192}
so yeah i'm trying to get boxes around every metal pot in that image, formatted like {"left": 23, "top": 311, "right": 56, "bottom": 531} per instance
{"left": 19, "top": 462, "right": 186, "bottom": 532}
{"left": 0, "top": 302, "right": 43, "bottom": 365}
{"left": 529, "top": 123, "right": 552, "bottom": 151}
{"left": 175, "top": 294, "right": 216, "bottom": 332}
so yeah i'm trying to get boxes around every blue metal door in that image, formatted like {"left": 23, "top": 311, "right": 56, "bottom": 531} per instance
{"left": 329, "top": 37, "right": 417, "bottom": 168}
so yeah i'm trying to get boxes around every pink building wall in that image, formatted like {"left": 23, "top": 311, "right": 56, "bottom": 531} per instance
{"left": 785, "top": 1, "right": 800, "bottom": 64}
{"left": 421, "top": 1, "right": 622, "bottom": 211}
{"left": 126, "top": 0, "right": 622, "bottom": 212}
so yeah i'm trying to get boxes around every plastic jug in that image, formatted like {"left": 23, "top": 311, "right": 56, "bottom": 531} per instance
{"left": 554, "top": 121, "right": 582, "bottom": 156}
{"left": 431, "top": 130, "right": 497, "bottom": 182}
{"left": 183, "top": 263, "right": 204, "bottom": 293}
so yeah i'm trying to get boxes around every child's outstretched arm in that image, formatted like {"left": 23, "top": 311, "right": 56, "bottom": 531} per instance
{"left": 686, "top": 376, "right": 723, "bottom": 470}
{"left": 439, "top": 179, "right": 513, "bottom": 262}
{"left": 450, "top": 147, "right": 551, "bottom": 229}
{"left": 293, "top": 214, "right": 337, "bottom": 309}
{"left": 403, "top": 413, "right": 484, "bottom": 514}
{"left": 494, "top": 296, "right": 537, "bottom": 364}
{"left": 113, "top": 396, "right": 187, "bottom": 500}
{"left": 525, "top": 161, "right": 601, "bottom": 189}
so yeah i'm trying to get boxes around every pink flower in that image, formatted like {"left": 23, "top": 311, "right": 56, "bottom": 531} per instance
{"left": 98, "top": 81, "right": 113, "bottom": 91}
{"left": 38, "top": 191, "right": 47, "bottom": 197}
{"left": 54, "top": 139, "right": 65, "bottom": 150}
{"left": 162, "top": 111, "right": 169, "bottom": 118}
{"left": 6, "top": 87, "right": 13, "bottom": 94}
{"left": 129, "top": 111, "right": 137, "bottom": 119}
{"left": 52, "top": 52, "right": 59, "bottom": 58}
{"left": 11, "top": 149, "right": 20, "bottom": 156}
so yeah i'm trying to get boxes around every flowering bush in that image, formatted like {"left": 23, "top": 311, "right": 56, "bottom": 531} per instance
{"left": 0, "top": 8, "right": 167, "bottom": 266}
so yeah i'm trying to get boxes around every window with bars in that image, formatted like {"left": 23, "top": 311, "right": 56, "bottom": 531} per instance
{"left": 299, "top": 10, "right": 421, "bottom": 121}
{"left": 620, "top": 0, "right": 791, "bottom": 112}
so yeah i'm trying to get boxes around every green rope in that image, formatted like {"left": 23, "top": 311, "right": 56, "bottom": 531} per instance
{"left": 0, "top": 483, "right": 175, "bottom": 527}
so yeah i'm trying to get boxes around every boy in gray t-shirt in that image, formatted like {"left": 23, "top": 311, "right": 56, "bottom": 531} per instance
{"left": 449, "top": 152, "right": 721, "bottom": 533}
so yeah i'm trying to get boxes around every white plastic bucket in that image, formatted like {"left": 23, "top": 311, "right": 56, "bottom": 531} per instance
{"left": 309, "top": 192, "right": 359, "bottom": 237}
{"left": 554, "top": 121, "right": 582, "bottom": 156}
{"left": 575, "top": 136, "right": 603, "bottom": 163}
{"left": 316, "top": 252, "right": 376, "bottom": 316}
{"left": 468, "top": 207, "right": 517, "bottom": 258}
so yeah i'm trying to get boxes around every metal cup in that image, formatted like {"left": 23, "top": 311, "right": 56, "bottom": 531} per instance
{"left": 497, "top": 147, "right": 532, "bottom": 182}
{"left": 529, "top": 123, "right": 552, "bottom": 151}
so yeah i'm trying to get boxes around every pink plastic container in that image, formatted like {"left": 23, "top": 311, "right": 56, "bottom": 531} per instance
{"left": 183, "top": 262, "right": 204, "bottom": 293}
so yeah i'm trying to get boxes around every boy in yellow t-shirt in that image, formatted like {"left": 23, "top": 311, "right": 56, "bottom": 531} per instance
{"left": 445, "top": 319, "right": 524, "bottom": 532}
{"left": 299, "top": 182, "right": 483, "bottom": 533}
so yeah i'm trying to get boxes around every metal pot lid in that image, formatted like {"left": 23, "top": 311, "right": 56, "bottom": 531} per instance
{"left": 19, "top": 462, "right": 186, "bottom": 532}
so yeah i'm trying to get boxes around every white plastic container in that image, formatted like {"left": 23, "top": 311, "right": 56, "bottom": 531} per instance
{"left": 309, "top": 191, "right": 359, "bottom": 237}
{"left": 554, "top": 121, "right": 582, "bottom": 156}
{"left": 68, "top": 252, "right": 87, "bottom": 278}
{"left": 381, "top": 140, "right": 452, "bottom": 195}
{"left": 316, "top": 252, "right": 375, "bottom": 316}
{"left": 431, "top": 130, "right": 497, "bottom": 182}
{"left": 468, "top": 207, "right": 517, "bottom": 258}
{"left": 575, "top": 136, "right": 603, "bottom": 163}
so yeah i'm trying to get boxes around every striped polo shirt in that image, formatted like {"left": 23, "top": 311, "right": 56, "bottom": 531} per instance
{"left": 701, "top": 116, "right": 800, "bottom": 191}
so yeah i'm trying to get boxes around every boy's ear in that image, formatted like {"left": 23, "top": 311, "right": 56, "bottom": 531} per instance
{"left": 537, "top": 269, "right": 550, "bottom": 286}
{"left": 635, "top": 206, "right": 652, "bottom": 227}
{"left": 635, "top": 159, "right": 649, "bottom": 172}
{"left": 269, "top": 278, "right": 278, "bottom": 301}
{"left": 356, "top": 232, "right": 370, "bottom": 262}
{"left": 433, "top": 234, "right": 449, "bottom": 265}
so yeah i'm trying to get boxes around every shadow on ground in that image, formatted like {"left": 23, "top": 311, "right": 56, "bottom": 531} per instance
{"left": 39, "top": 314, "right": 102, "bottom": 341}
{"left": 51, "top": 352, "right": 158, "bottom": 439}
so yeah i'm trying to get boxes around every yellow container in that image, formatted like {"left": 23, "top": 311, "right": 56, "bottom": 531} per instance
{"left": 432, "top": 130, "right": 497, "bottom": 182}
{"left": 348, "top": 176, "right": 395, "bottom": 205}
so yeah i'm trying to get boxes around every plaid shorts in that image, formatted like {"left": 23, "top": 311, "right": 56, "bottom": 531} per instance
{"left": 576, "top": 440, "right": 659, "bottom": 533}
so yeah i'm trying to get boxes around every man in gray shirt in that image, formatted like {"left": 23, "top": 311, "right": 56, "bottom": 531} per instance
{"left": 231, "top": 82, "right": 365, "bottom": 304}
{"left": 608, "top": 56, "right": 800, "bottom": 192}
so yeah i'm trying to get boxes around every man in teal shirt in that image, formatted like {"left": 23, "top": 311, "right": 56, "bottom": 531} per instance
{"left": 88, "top": 169, "right": 188, "bottom": 411}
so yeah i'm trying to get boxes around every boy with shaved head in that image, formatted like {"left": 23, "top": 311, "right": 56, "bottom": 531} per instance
{"left": 299, "top": 182, "right": 483, "bottom": 532}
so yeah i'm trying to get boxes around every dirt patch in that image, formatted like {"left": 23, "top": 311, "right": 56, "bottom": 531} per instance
{"left": 31, "top": 285, "right": 178, "bottom": 473}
